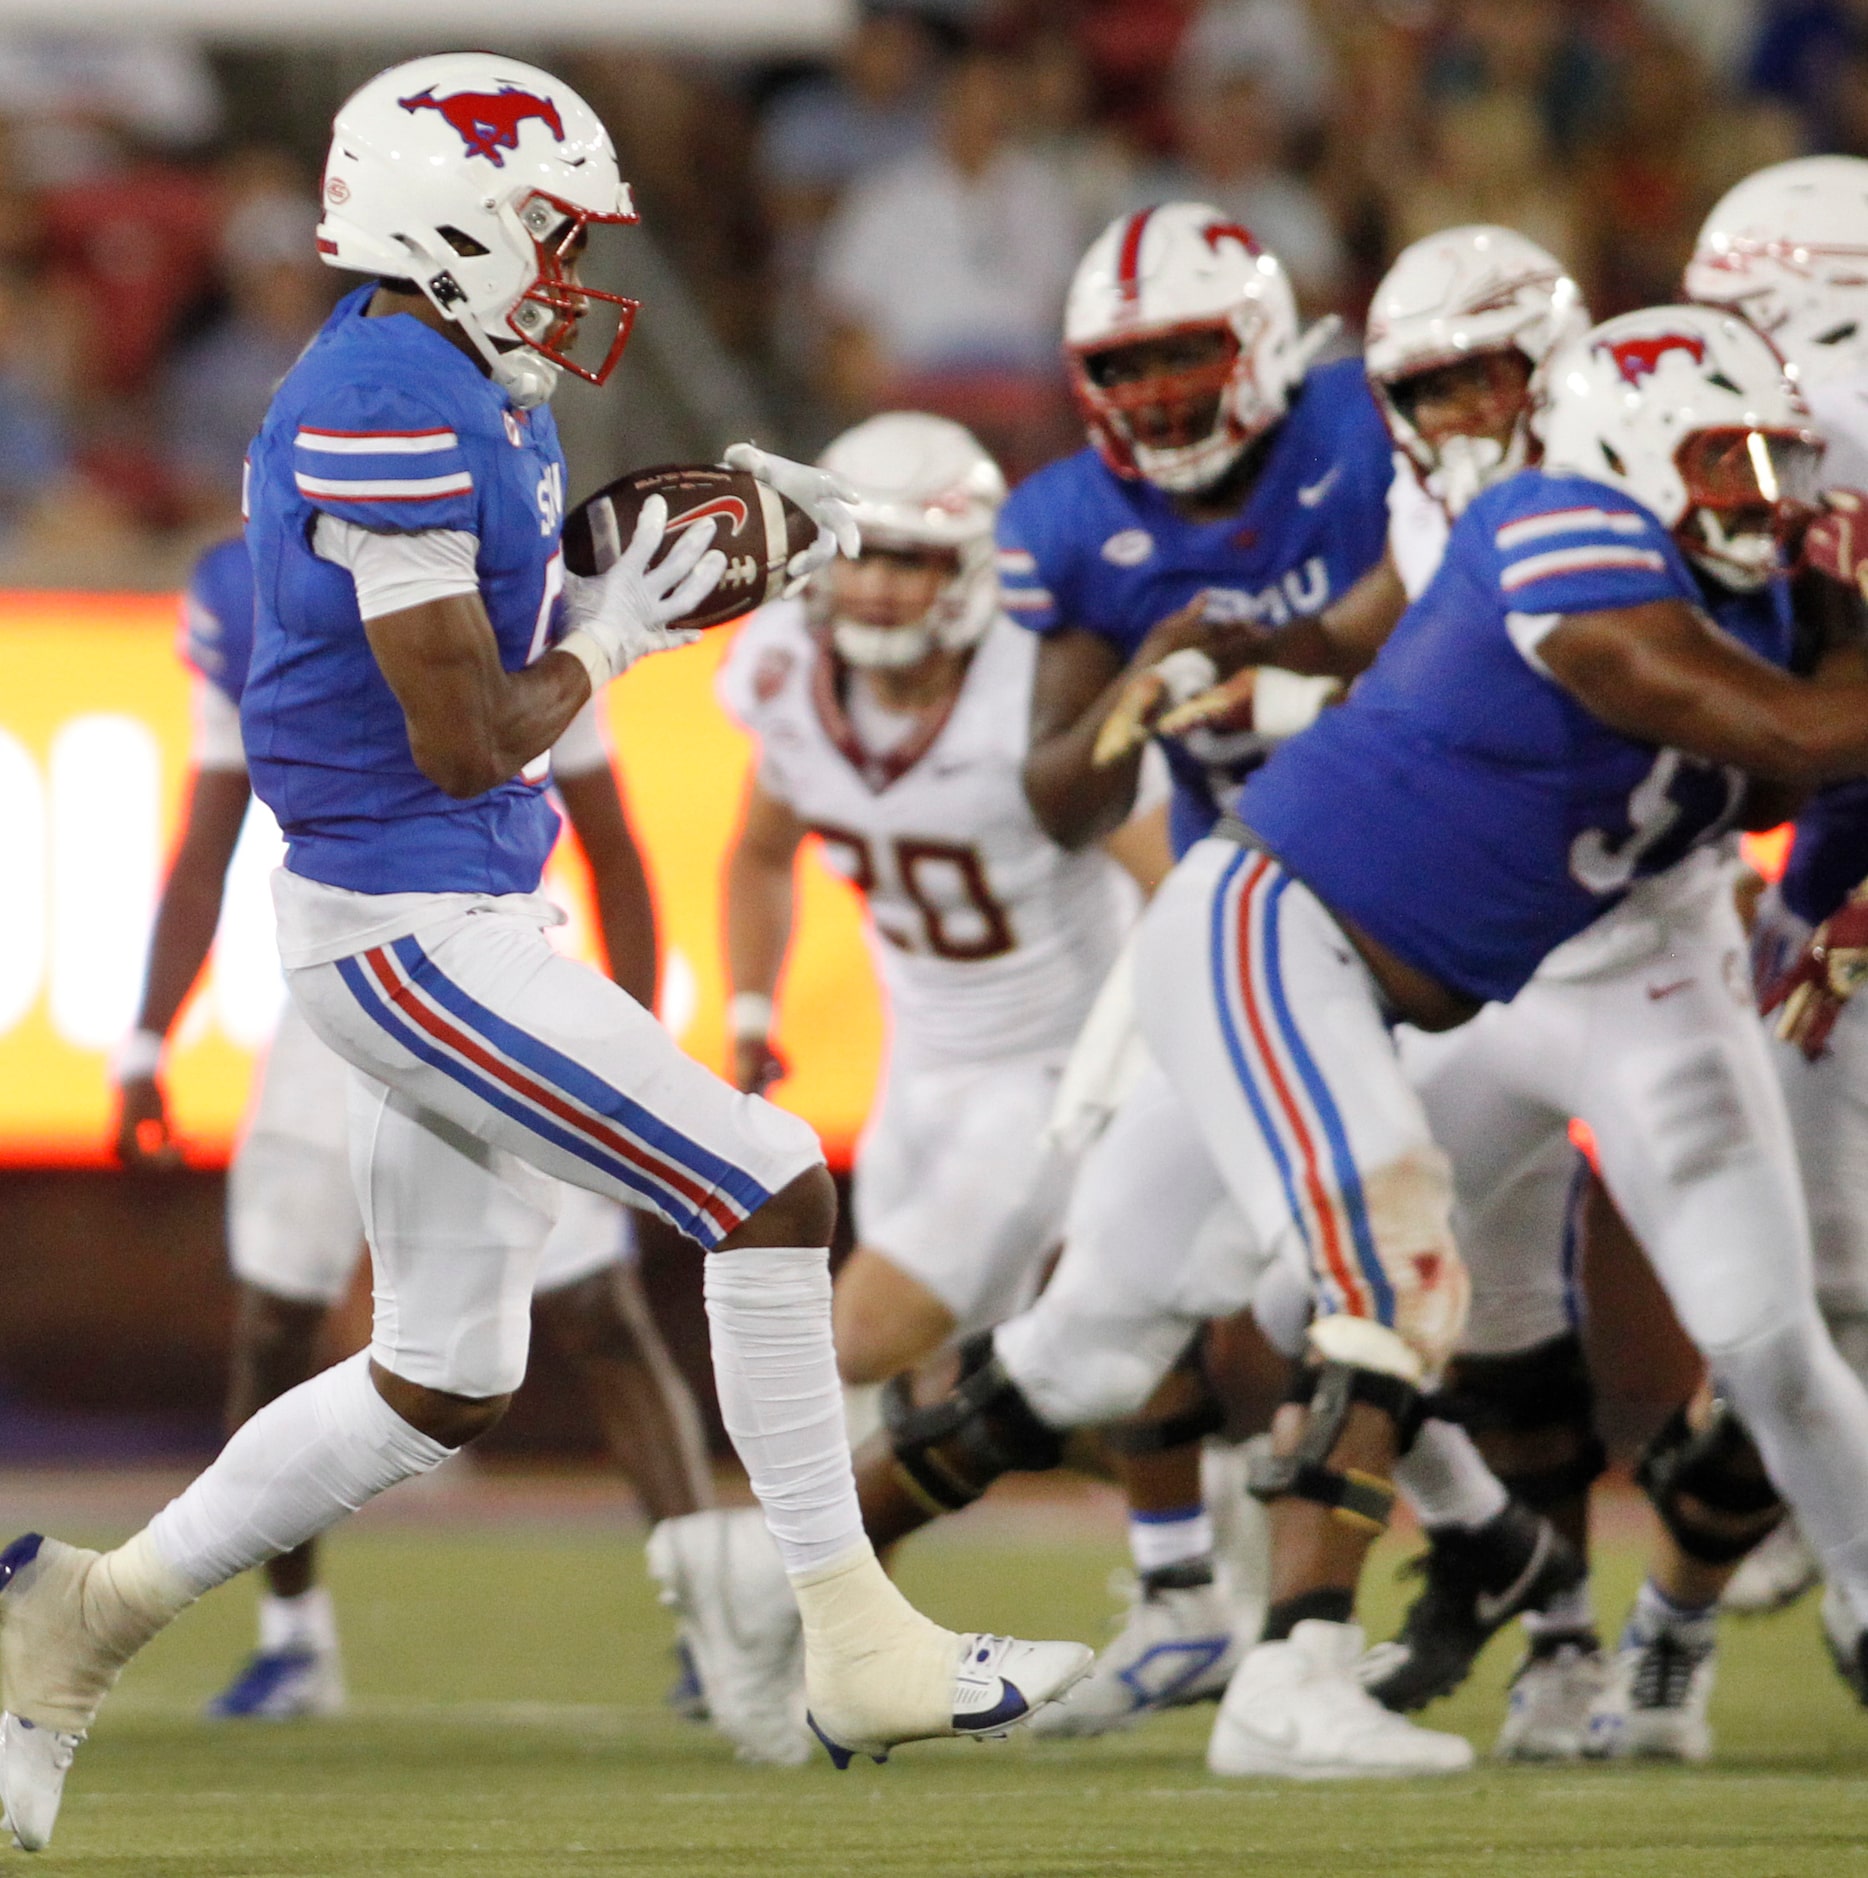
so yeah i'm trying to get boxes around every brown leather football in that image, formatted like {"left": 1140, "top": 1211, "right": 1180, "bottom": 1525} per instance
{"left": 561, "top": 463, "right": 818, "bottom": 629}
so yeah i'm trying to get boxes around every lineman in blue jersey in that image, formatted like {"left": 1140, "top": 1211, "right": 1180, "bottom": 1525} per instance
{"left": 0, "top": 55, "right": 1090, "bottom": 1852}
{"left": 109, "top": 535, "right": 717, "bottom": 1724}
{"left": 998, "top": 200, "right": 1390, "bottom": 859}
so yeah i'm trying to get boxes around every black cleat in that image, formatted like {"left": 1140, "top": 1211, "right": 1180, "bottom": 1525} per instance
{"left": 1359, "top": 1502, "right": 1586, "bottom": 1713}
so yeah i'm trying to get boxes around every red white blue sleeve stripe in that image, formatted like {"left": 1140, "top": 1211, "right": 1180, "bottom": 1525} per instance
{"left": 294, "top": 425, "right": 476, "bottom": 525}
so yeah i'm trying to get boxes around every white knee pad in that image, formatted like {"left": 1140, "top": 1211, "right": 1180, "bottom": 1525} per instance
{"left": 993, "top": 1298, "right": 1196, "bottom": 1431}
{"left": 226, "top": 1133, "right": 362, "bottom": 1305}
{"left": 1357, "top": 1147, "right": 1469, "bottom": 1376}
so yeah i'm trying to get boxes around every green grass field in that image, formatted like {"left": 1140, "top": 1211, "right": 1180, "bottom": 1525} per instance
{"left": 10, "top": 1488, "right": 1868, "bottom": 1877}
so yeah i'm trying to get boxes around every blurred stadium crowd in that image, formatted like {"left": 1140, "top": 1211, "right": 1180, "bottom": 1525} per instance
{"left": 0, "top": 0, "right": 1864, "bottom": 588}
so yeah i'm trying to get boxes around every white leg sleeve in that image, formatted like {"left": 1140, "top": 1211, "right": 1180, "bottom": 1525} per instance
{"left": 703, "top": 1247, "right": 866, "bottom": 1578}
{"left": 143, "top": 1352, "right": 451, "bottom": 1596}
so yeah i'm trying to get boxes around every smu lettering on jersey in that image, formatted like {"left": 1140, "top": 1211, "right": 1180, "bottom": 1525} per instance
{"left": 180, "top": 535, "right": 256, "bottom": 707}
{"left": 996, "top": 357, "right": 1391, "bottom": 852}
{"left": 1241, "top": 469, "right": 1794, "bottom": 1004}
{"left": 242, "top": 285, "right": 568, "bottom": 896}
{"left": 717, "top": 601, "right": 1136, "bottom": 1066}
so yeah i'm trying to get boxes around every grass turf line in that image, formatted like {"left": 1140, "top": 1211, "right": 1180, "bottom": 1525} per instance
{"left": 9, "top": 1514, "right": 1868, "bottom": 1876}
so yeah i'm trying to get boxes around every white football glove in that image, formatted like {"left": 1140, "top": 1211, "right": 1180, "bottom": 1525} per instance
{"left": 722, "top": 440, "right": 861, "bottom": 594}
{"left": 557, "top": 494, "right": 726, "bottom": 688}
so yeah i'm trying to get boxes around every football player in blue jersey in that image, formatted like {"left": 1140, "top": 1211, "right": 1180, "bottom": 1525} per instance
{"left": 0, "top": 54, "right": 1091, "bottom": 1849}
{"left": 840, "top": 300, "right": 1868, "bottom": 1778}
{"left": 111, "top": 534, "right": 715, "bottom": 1724}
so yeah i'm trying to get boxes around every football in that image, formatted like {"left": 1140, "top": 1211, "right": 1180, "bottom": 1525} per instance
{"left": 561, "top": 462, "right": 820, "bottom": 630}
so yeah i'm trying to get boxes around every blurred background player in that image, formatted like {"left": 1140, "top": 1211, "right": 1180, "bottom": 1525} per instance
{"left": 719, "top": 409, "right": 1161, "bottom": 1408}
{"left": 987, "top": 200, "right": 1392, "bottom": 1735}
{"left": 111, "top": 533, "right": 712, "bottom": 1722}
{"left": 0, "top": 55, "right": 1090, "bottom": 1851}
{"left": 1687, "top": 154, "right": 1868, "bottom": 1623}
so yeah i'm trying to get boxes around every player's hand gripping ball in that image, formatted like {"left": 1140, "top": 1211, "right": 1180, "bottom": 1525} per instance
{"left": 1761, "top": 879, "right": 1868, "bottom": 1059}
{"left": 563, "top": 459, "right": 833, "bottom": 630}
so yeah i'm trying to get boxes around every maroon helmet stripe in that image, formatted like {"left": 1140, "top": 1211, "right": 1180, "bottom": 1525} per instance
{"left": 1116, "top": 208, "right": 1154, "bottom": 303}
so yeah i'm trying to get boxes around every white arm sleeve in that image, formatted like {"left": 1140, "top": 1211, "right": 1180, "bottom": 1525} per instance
{"left": 191, "top": 674, "right": 246, "bottom": 773}
{"left": 311, "top": 514, "right": 480, "bottom": 620}
{"left": 551, "top": 698, "right": 613, "bottom": 778}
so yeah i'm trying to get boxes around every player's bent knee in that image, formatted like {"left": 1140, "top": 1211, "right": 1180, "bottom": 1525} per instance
{"left": 882, "top": 1333, "right": 1064, "bottom": 1515}
{"left": 1637, "top": 1395, "right": 1785, "bottom": 1566}
{"left": 370, "top": 1363, "right": 514, "bottom": 1449}
{"left": 1357, "top": 1149, "right": 1469, "bottom": 1374}
{"left": 721, "top": 1161, "right": 837, "bottom": 1251}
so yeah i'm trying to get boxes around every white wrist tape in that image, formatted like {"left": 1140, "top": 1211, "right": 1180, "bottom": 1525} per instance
{"left": 112, "top": 1029, "right": 165, "bottom": 1084}
{"left": 554, "top": 627, "right": 614, "bottom": 692}
{"left": 728, "top": 992, "right": 775, "bottom": 1040}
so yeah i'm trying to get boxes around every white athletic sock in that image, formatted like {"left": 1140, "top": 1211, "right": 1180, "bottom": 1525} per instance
{"left": 1627, "top": 1576, "right": 1715, "bottom": 1642}
{"left": 259, "top": 1586, "right": 339, "bottom": 1657}
{"left": 144, "top": 1352, "right": 452, "bottom": 1595}
{"left": 1129, "top": 1506, "right": 1214, "bottom": 1578}
{"left": 703, "top": 1246, "right": 865, "bottom": 1577}
{"left": 843, "top": 1381, "right": 884, "bottom": 1450}
{"left": 1394, "top": 1417, "right": 1509, "bottom": 1531}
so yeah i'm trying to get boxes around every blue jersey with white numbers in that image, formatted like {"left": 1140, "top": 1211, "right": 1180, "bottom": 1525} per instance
{"left": 996, "top": 357, "right": 1392, "bottom": 851}
{"left": 1782, "top": 780, "right": 1868, "bottom": 926}
{"left": 181, "top": 535, "right": 255, "bottom": 707}
{"left": 242, "top": 285, "right": 568, "bottom": 896}
{"left": 1241, "top": 469, "right": 1794, "bottom": 1004}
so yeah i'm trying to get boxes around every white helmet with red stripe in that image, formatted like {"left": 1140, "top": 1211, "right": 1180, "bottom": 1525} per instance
{"left": 317, "top": 53, "right": 639, "bottom": 408}
{"left": 1064, "top": 201, "right": 1306, "bottom": 493}
{"left": 1540, "top": 305, "right": 1822, "bottom": 589}
{"left": 1365, "top": 224, "right": 1588, "bottom": 514}
{"left": 815, "top": 411, "right": 1006, "bottom": 669}
{"left": 1684, "top": 156, "right": 1868, "bottom": 386}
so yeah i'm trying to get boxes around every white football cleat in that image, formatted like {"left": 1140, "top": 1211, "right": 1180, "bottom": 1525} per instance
{"left": 1026, "top": 1570, "right": 1237, "bottom": 1737}
{"left": 204, "top": 1645, "right": 347, "bottom": 1721}
{"left": 809, "top": 1632, "right": 1093, "bottom": 1768}
{"left": 0, "top": 1714, "right": 79, "bottom": 1854}
{"left": 1494, "top": 1638, "right": 1608, "bottom": 1762}
{"left": 1585, "top": 1623, "right": 1715, "bottom": 1762}
{"left": 645, "top": 1510, "right": 809, "bottom": 1766}
{"left": 1821, "top": 1583, "right": 1868, "bottom": 1706}
{"left": 1207, "top": 1620, "right": 1475, "bottom": 1779}
{"left": 1, "top": 1533, "right": 128, "bottom": 1853}
{"left": 1721, "top": 1519, "right": 1820, "bottom": 1617}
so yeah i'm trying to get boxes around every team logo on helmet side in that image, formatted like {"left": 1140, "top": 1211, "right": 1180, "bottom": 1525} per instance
{"left": 1202, "top": 219, "right": 1260, "bottom": 260}
{"left": 398, "top": 84, "right": 565, "bottom": 167}
{"left": 1599, "top": 331, "right": 1707, "bottom": 385}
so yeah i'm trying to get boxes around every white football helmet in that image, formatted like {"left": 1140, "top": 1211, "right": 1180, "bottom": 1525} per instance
{"left": 1540, "top": 305, "right": 1822, "bottom": 590}
{"left": 1064, "top": 201, "right": 1310, "bottom": 493}
{"left": 1365, "top": 224, "right": 1589, "bottom": 514}
{"left": 1685, "top": 156, "right": 1868, "bottom": 387}
{"left": 316, "top": 53, "right": 639, "bottom": 408}
{"left": 816, "top": 412, "right": 1006, "bottom": 670}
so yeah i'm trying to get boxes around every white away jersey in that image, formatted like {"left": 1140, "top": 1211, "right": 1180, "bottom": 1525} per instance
{"left": 719, "top": 603, "right": 1137, "bottom": 1066}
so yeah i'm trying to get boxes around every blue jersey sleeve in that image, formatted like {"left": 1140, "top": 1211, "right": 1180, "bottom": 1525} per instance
{"left": 289, "top": 382, "right": 479, "bottom": 535}
{"left": 1485, "top": 486, "right": 1679, "bottom": 625}
{"left": 995, "top": 467, "right": 1077, "bottom": 637}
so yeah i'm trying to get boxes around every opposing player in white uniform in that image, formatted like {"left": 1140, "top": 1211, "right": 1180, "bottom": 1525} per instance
{"left": 0, "top": 55, "right": 1090, "bottom": 1852}
{"left": 1686, "top": 155, "right": 1868, "bottom": 1621}
{"left": 718, "top": 412, "right": 1147, "bottom": 1392}
{"left": 112, "top": 537, "right": 711, "bottom": 1721}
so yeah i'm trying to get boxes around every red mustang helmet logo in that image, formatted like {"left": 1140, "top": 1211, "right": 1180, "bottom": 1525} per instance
{"left": 1599, "top": 331, "right": 1708, "bottom": 385}
{"left": 399, "top": 84, "right": 564, "bottom": 168}
{"left": 1202, "top": 219, "right": 1262, "bottom": 260}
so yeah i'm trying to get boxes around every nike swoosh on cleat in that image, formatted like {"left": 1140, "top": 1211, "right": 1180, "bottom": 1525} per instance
{"left": 952, "top": 1680, "right": 1029, "bottom": 1733}
{"left": 1475, "top": 1526, "right": 1553, "bottom": 1630}
{"left": 0, "top": 1535, "right": 43, "bottom": 1590}
{"left": 1297, "top": 466, "right": 1342, "bottom": 507}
